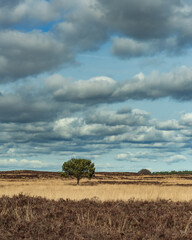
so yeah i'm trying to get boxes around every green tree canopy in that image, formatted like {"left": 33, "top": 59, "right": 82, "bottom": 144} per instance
{"left": 62, "top": 158, "right": 95, "bottom": 184}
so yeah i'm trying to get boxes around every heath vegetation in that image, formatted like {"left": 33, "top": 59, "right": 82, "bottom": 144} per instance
{"left": 1, "top": 170, "right": 192, "bottom": 239}
{"left": 1, "top": 194, "right": 192, "bottom": 239}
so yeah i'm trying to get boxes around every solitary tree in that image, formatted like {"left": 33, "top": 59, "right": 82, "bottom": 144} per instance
{"left": 62, "top": 158, "right": 95, "bottom": 185}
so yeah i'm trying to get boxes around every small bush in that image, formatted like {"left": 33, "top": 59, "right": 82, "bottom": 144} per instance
{"left": 138, "top": 169, "right": 151, "bottom": 175}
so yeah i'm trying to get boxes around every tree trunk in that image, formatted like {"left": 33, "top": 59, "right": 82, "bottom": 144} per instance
{"left": 77, "top": 178, "right": 80, "bottom": 185}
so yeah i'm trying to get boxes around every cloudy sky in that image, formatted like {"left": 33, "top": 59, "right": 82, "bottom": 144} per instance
{"left": 1, "top": 0, "right": 192, "bottom": 172}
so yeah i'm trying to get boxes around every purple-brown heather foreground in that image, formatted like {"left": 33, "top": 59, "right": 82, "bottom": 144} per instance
{"left": 1, "top": 170, "right": 192, "bottom": 239}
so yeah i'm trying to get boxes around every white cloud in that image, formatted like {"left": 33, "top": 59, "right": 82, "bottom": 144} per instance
{"left": 111, "top": 37, "right": 156, "bottom": 58}
{"left": 156, "top": 119, "right": 182, "bottom": 130}
{"left": 53, "top": 118, "right": 82, "bottom": 138}
{"left": 164, "top": 155, "right": 187, "bottom": 164}
{"left": 116, "top": 153, "right": 128, "bottom": 160}
{"left": 180, "top": 113, "right": 192, "bottom": 126}
{"left": 50, "top": 75, "right": 116, "bottom": 102}
{"left": 133, "top": 72, "right": 145, "bottom": 81}
{"left": 9, "top": 158, "right": 18, "bottom": 163}
{"left": 43, "top": 66, "right": 192, "bottom": 104}
{"left": 0, "top": 158, "right": 44, "bottom": 168}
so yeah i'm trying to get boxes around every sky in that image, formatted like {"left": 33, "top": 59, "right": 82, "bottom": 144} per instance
{"left": 1, "top": 0, "right": 192, "bottom": 172}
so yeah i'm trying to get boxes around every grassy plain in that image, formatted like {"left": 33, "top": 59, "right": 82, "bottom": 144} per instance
{"left": 1, "top": 171, "right": 192, "bottom": 239}
{"left": 1, "top": 170, "right": 192, "bottom": 201}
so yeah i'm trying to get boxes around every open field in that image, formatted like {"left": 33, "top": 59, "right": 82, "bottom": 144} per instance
{"left": 1, "top": 171, "right": 192, "bottom": 239}
{"left": 1, "top": 170, "right": 192, "bottom": 201}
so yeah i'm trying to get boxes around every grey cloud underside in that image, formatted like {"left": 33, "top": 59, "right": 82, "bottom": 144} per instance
{"left": 116, "top": 151, "right": 187, "bottom": 164}
{"left": 54, "top": 0, "right": 192, "bottom": 58}
{"left": 0, "top": 65, "right": 191, "bottom": 125}
{"left": 0, "top": 0, "right": 107, "bottom": 81}
{"left": 100, "top": 0, "right": 176, "bottom": 39}
{"left": 0, "top": 0, "right": 22, "bottom": 8}
{"left": 52, "top": 66, "right": 192, "bottom": 103}
{"left": 85, "top": 108, "right": 150, "bottom": 126}
{"left": 0, "top": 71, "right": 192, "bottom": 163}
{"left": 0, "top": 30, "right": 73, "bottom": 82}
{"left": 0, "top": 0, "right": 192, "bottom": 81}
{"left": 103, "top": 0, "right": 192, "bottom": 57}
{"left": 0, "top": 82, "right": 84, "bottom": 123}
{"left": 0, "top": 96, "right": 55, "bottom": 123}
{"left": 1, "top": 106, "right": 192, "bottom": 161}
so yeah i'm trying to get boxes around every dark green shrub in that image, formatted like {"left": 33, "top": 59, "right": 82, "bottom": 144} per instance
{"left": 138, "top": 169, "right": 151, "bottom": 175}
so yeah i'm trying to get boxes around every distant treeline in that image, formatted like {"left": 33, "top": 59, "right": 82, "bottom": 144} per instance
{"left": 152, "top": 170, "right": 192, "bottom": 175}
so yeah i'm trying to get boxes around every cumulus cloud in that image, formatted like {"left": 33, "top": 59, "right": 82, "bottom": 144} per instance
{"left": 51, "top": 107, "right": 191, "bottom": 153}
{"left": 0, "top": 30, "right": 73, "bottom": 82}
{"left": 164, "top": 155, "right": 187, "bottom": 164}
{"left": 0, "top": 158, "right": 44, "bottom": 169}
{"left": 0, "top": 77, "right": 86, "bottom": 123}
{"left": 156, "top": 120, "right": 182, "bottom": 131}
{"left": 101, "top": 0, "right": 192, "bottom": 58}
{"left": 53, "top": 117, "right": 126, "bottom": 140}
{"left": 85, "top": 108, "right": 150, "bottom": 126}
{"left": 55, "top": 0, "right": 192, "bottom": 59}
{"left": 180, "top": 113, "right": 192, "bottom": 126}
{"left": 47, "top": 75, "right": 116, "bottom": 103}
{"left": 105, "top": 126, "right": 174, "bottom": 145}
{"left": 116, "top": 151, "right": 188, "bottom": 165}
{"left": 111, "top": 36, "right": 184, "bottom": 58}
{"left": 111, "top": 37, "right": 157, "bottom": 58}
{"left": 100, "top": 0, "right": 174, "bottom": 39}
{"left": 0, "top": 0, "right": 76, "bottom": 27}
{"left": 0, "top": 0, "right": 107, "bottom": 81}
{"left": 116, "top": 151, "right": 156, "bottom": 162}
{"left": 46, "top": 66, "right": 192, "bottom": 103}
{"left": 0, "top": 92, "right": 58, "bottom": 123}
{"left": 54, "top": 0, "right": 107, "bottom": 52}
{"left": 0, "top": 99, "right": 192, "bottom": 170}
{"left": 0, "top": 0, "right": 58, "bottom": 27}
{"left": 0, "top": 0, "right": 192, "bottom": 82}
{"left": 1, "top": 65, "right": 192, "bottom": 126}
{"left": 116, "top": 153, "right": 129, "bottom": 160}
{"left": 113, "top": 66, "right": 192, "bottom": 101}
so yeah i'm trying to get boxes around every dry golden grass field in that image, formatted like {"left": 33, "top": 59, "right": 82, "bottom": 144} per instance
{"left": 1, "top": 170, "right": 192, "bottom": 202}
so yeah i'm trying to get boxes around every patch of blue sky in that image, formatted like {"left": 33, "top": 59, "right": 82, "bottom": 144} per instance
{"left": 10, "top": 19, "right": 62, "bottom": 33}
{"left": 113, "top": 99, "right": 192, "bottom": 121}
{"left": 63, "top": 39, "right": 192, "bottom": 82}
{"left": 57, "top": 39, "right": 192, "bottom": 124}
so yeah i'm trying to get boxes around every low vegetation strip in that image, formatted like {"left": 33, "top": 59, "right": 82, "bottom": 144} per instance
{"left": 0, "top": 170, "right": 61, "bottom": 179}
{"left": 1, "top": 194, "right": 192, "bottom": 239}
{"left": 94, "top": 180, "right": 162, "bottom": 185}
{"left": 152, "top": 171, "right": 192, "bottom": 175}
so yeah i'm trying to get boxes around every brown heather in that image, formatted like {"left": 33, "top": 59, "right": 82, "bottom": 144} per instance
{"left": 1, "top": 194, "right": 192, "bottom": 239}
